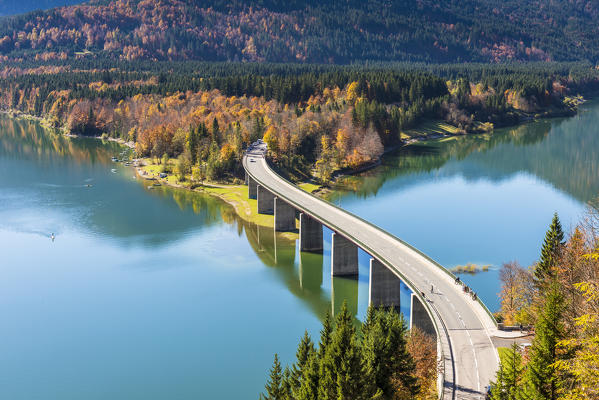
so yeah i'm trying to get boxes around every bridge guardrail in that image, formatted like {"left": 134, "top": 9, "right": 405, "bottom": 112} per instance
{"left": 260, "top": 155, "right": 497, "bottom": 328}
{"left": 244, "top": 155, "right": 460, "bottom": 399}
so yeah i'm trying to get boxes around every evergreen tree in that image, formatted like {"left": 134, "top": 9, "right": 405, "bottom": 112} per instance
{"left": 281, "top": 366, "right": 293, "bottom": 400}
{"left": 490, "top": 363, "right": 507, "bottom": 400}
{"left": 318, "top": 302, "right": 363, "bottom": 400}
{"left": 296, "top": 354, "right": 320, "bottom": 400}
{"left": 522, "top": 284, "right": 566, "bottom": 400}
{"left": 187, "top": 125, "right": 199, "bottom": 164}
{"left": 503, "top": 343, "right": 524, "bottom": 400}
{"left": 291, "top": 331, "right": 315, "bottom": 395}
{"left": 535, "top": 213, "right": 565, "bottom": 285}
{"left": 211, "top": 117, "right": 220, "bottom": 141}
{"left": 262, "top": 354, "right": 285, "bottom": 400}
{"left": 491, "top": 343, "right": 524, "bottom": 400}
{"left": 318, "top": 312, "right": 333, "bottom": 359}
{"left": 361, "top": 306, "right": 388, "bottom": 398}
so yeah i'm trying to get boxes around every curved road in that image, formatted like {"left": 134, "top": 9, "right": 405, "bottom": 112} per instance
{"left": 244, "top": 146, "right": 499, "bottom": 400}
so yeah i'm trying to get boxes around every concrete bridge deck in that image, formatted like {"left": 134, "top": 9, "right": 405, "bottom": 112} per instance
{"left": 243, "top": 145, "right": 499, "bottom": 400}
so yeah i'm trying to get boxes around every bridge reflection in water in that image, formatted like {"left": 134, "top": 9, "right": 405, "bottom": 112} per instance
{"left": 242, "top": 219, "right": 413, "bottom": 323}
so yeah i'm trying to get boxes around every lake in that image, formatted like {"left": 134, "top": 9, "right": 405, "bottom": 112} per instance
{"left": 330, "top": 100, "right": 599, "bottom": 311}
{"left": 1, "top": 100, "right": 598, "bottom": 398}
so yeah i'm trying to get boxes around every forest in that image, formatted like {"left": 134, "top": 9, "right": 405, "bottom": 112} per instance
{"left": 1, "top": 61, "right": 598, "bottom": 183}
{"left": 491, "top": 206, "right": 599, "bottom": 400}
{"left": 260, "top": 304, "right": 437, "bottom": 400}
{"left": 0, "top": 0, "right": 598, "bottom": 63}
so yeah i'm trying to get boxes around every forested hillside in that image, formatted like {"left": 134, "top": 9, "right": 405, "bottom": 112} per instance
{"left": 0, "top": 1, "right": 83, "bottom": 16}
{"left": 2, "top": 60, "right": 597, "bottom": 182}
{"left": 0, "top": 0, "right": 598, "bottom": 63}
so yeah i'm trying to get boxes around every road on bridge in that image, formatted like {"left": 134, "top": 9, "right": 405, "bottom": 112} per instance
{"left": 244, "top": 144, "right": 499, "bottom": 400}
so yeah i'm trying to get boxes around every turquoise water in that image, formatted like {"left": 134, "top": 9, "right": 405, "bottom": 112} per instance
{"left": 1, "top": 100, "right": 598, "bottom": 398}
{"left": 0, "top": 118, "right": 327, "bottom": 399}
{"left": 331, "top": 101, "right": 599, "bottom": 311}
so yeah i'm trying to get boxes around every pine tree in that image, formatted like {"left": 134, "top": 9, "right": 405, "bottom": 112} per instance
{"left": 318, "top": 312, "right": 333, "bottom": 359}
{"left": 262, "top": 354, "right": 285, "bottom": 400}
{"left": 296, "top": 354, "right": 320, "bottom": 400}
{"left": 535, "top": 213, "right": 565, "bottom": 285}
{"left": 490, "top": 363, "right": 507, "bottom": 400}
{"left": 290, "top": 331, "right": 315, "bottom": 395}
{"left": 491, "top": 343, "right": 524, "bottom": 400}
{"left": 503, "top": 343, "right": 524, "bottom": 400}
{"left": 522, "top": 284, "right": 566, "bottom": 400}
{"left": 211, "top": 117, "right": 220, "bottom": 141}
{"left": 281, "top": 367, "right": 293, "bottom": 400}
{"left": 361, "top": 306, "right": 388, "bottom": 398}
{"left": 318, "top": 302, "right": 364, "bottom": 400}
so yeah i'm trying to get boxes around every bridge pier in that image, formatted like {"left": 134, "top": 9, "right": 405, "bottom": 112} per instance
{"left": 257, "top": 185, "right": 275, "bottom": 214}
{"left": 369, "top": 258, "right": 402, "bottom": 308}
{"left": 299, "top": 213, "right": 323, "bottom": 252}
{"left": 410, "top": 293, "right": 437, "bottom": 341}
{"left": 274, "top": 198, "right": 296, "bottom": 231}
{"left": 331, "top": 232, "right": 358, "bottom": 277}
{"left": 248, "top": 176, "right": 257, "bottom": 199}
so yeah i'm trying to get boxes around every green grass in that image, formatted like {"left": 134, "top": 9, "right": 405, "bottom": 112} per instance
{"left": 497, "top": 347, "right": 511, "bottom": 364}
{"left": 299, "top": 182, "right": 320, "bottom": 193}
{"left": 401, "top": 120, "right": 462, "bottom": 139}
{"left": 138, "top": 158, "right": 325, "bottom": 236}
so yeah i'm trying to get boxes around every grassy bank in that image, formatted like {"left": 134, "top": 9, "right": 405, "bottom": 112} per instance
{"left": 136, "top": 158, "right": 320, "bottom": 235}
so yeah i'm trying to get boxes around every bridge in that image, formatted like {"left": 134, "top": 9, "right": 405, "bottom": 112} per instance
{"left": 243, "top": 141, "right": 499, "bottom": 400}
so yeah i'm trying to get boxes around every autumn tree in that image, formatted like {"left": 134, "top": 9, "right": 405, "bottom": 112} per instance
{"left": 315, "top": 135, "right": 335, "bottom": 185}
{"left": 407, "top": 328, "right": 438, "bottom": 400}
{"left": 499, "top": 261, "right": 534, "bottom": 325}
{"left": 556, "top": 279, "right": 599, "bottom": 400}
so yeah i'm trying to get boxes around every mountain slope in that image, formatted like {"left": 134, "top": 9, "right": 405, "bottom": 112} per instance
{"left": 0, "top": 0, "right": 84, "bottom": 16}
{"left": 0, "top": 0, "right": 597, "bottom": 63}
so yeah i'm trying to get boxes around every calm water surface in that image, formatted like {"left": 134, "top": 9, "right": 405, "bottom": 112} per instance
{"left": 0, "top": 117, "right": 333, "bottom": 399}
{"left": 1, "top": 100, "right": 598, "bottom": 398}
{"left": 331, "top": 100, "right": 599, "bottom": 311}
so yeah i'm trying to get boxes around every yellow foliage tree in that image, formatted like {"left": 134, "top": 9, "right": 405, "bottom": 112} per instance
{"left": 346, "top": 81, "right": 360, "bottom": 104}
{"left": 555, "top": 275, "right": 599, "bottom": 400}
{"left": 263, "top": 125, "right": 278, "bottom": 154}
{"left": 220, "top": 143, "right": 235, "bottom": 163}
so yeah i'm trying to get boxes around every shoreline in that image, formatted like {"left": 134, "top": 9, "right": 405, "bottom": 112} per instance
{"left": 132, "top": 159, "right": 301, "bottom": 238}
{"left": 2, "top": 98, "right": 589, "bottom": 227}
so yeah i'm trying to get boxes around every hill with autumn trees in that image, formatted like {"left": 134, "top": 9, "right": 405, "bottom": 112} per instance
{"left": 0, "top": 0, "right": 598, "bottom": 63}
{"left": 2, "top": 60, "right": 598, "bottom": 183}
{"left": 1, "top": 1, "right": 599, "bottom": 184}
